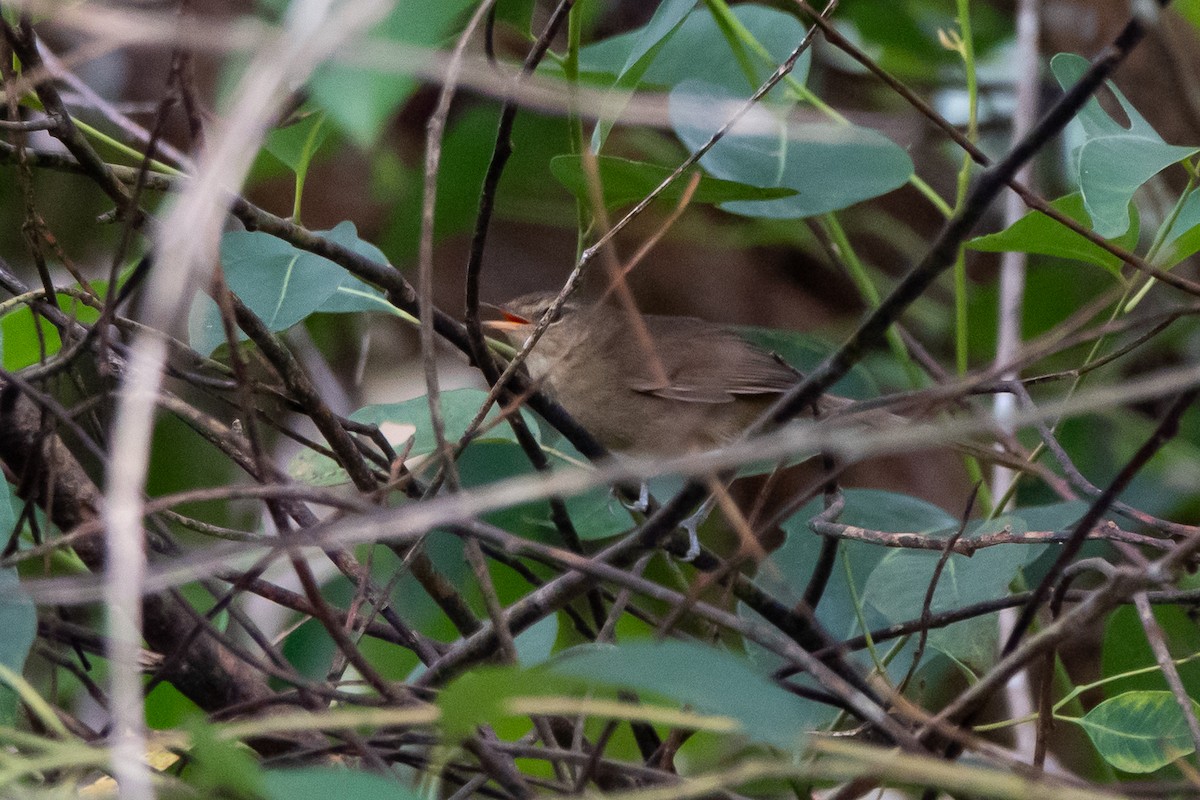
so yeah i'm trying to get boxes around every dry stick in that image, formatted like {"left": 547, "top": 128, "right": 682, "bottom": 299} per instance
{"left": 0, "top": 18, "right": 134, "bottom": 211}
{"left": 1011, "top": 381, "right": 1200, "bottom": 540}
{"left": 417, "top": 0, "right": 497, "bottom": 490}
{"left": 1133, "top": 591, "right": 1200, "bottom": 765}
{"left": 449, "top": 1, "right": 604, "bottom": 638}
{"left": 413, "top": 20, "right": 539, "bottom": 786}
{"left": 1005, "top": 387, "right": 1200, "bottom": 657}
{"left": 0, "top": 32, "right": 58, "bottom": 310}
{"left": 406, "top": 523, "right": 920, "bottom": 749}
{"left": 225, "top": 298, "right": 472, "bottom": 646}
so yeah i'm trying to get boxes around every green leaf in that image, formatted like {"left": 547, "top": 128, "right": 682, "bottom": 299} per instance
{"left": 734, "top": 326, "right": 879, "bottom": 400}
{"left": 437, "top": 665, "right": 579, "bottom": 741}
{"left": 264, "top": 111, "right": 330, "bottom": 175}
{"left": 0, "top": 567, "right": 34, "bottom": 724}
{"left": 188, "top": 221, "right": 387, "bottom": 355}
{"left": 1, "top": 291, "right": 102, "bottom": 370}
{"left": 1155, "top": 189, "right": 1200, "bottom": 270}
{"left": 492, "top": 0, "right": 537, "bottom": 36}
{"left": 182, "top": 717, "right": 264, "bottom": 797}
{"left": 861, "top": 515, "right": 1040, "bottom": 667}
{"left": 547, "top": 640, "right": 815, "bottom": 749}
{"left": 669, "top": 81, "right": 912, "bottom": 219}
{"left": 261, "top": 767, "right": 423, "bottom": 800}
{"left": 1078, "top": 690, "right": 1200, "bottom": 773}
{"left": 967, "top": 192, "right": 1139, "bottom": 277}
{"left": 309, "top": 0, "right": 476, "bottom": 147}
{"left": 549, "top": 154, "right": 795, "bottom": 208}
{"left": 589, "top": 0, "right": 695, "bottom": 149}
{"left": 288, "top": 388, "right": 522, "bottom": 486}
{"left": 578, "top": 5, "right": 810, "bottom": 98}
{"left": 1051, "top": 53, "right": 1200, "bottom": 238}
{"left": 1102, "top": 606, "right": 1200, "bottom": 699}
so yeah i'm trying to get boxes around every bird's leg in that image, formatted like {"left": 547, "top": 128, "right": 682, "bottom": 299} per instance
{"left": 612, "top": 481, "right": 651, "bottom": 514}
{"left": 677, "top": 496, "right": 716, "bottom": 562}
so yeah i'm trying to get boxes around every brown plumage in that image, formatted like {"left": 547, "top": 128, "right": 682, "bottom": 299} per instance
{"left": 486, "top": 292, "right": 852, "bottom": 457}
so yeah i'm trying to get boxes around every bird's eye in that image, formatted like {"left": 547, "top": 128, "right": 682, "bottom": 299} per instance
{"left": 536, "top": 304, "right": 563, "bottom": 324}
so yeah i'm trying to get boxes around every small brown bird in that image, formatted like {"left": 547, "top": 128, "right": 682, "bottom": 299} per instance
{"left": 484, "top": 291, "right": 856, "bottom": 458}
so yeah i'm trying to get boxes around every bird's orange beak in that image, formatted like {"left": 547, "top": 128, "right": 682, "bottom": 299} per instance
{"left": 482, "top": 307, "right": 532, "bottom": 332}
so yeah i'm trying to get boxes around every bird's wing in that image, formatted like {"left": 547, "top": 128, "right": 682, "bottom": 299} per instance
{"left": 626, "top": 322, "right": 798, "bottom": 404}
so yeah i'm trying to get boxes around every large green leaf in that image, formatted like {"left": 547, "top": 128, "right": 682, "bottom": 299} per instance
{"left": 549, "top": 154, "right": 795, "bottom": 208}
{"left": 548, "top": 640, "right": 815, "bottom": 749}
{"left": 669, "top": 81, "right": 912, "bottom": 219}
{"left": 189, "top": 221, "right": 387, "bottom": 355}
{"left": 579, "top": 5, "right": 811, "bottom": 98}
{"left": 1077, "top": 691, "right": 1200, "bottom": 773}
{"left": 967, "top": 192, "right": 1139, "bottom": 278}
{"left": 861, "top": 516, "right": 1040, "bottom": 667}
{"left": 1051, "top": 53, "right": 1199, "bottom": 238}
{"left": 745, "top": 490, "right": 958, "bottom": 679}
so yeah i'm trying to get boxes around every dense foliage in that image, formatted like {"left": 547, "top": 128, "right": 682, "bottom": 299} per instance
{"left": 3, "top": 0, "right": 1200, "bottom": 797}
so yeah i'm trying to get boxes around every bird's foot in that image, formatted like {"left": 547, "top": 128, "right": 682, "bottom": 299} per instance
{"left": 613, "top": 482, "right": 650, "bottom": 514}
{"left": 678, "top": 513, "right": 702, "bottom": 562}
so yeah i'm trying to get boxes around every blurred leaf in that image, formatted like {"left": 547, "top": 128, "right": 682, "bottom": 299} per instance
{"left": 182, "top": 717, "right": 263, "bottom": 797}
{"left": 1051, "top": 53, "right": 1199, "bottom": 238}
{"left": 437, "top": 666, "right": 576, "bottom": 741}
{"left": 1102, "top": 605, "right": 1200, "bottom": 699}
{"left": 189, "top": 221, "right": 387, "bottom": 355}
{"left": 549, "top": 154, "right": 795, "bottom": 208}
{"left": 1176, "top": 0, "right": 1200, "bottom": 29}
{"left": 590, "top": 0, "right": 695, "bottom": 149}
{"left": 670, "top": 80, "right": 912, "bottom": 219}
{"left": 264, "top": 111, "right": 330, "bottom": 175}
{"left": 493, "top": 0, "right": 537, "bottom": 36}
{"left": 579, "top": 4, "right": 810, "bottom": 98}
{"left": 145, "top": 682, "right": 204, "bottom": 731}
{"left": 381, "top": 107, "right": 575, "bottom": 262}
{"left": 967, "top": 192, "right": 1139, "bottom": 277}
{"left": 262, "top": 767, "right": 423, "bottom": 800}
{"left": 1078, "top": 691, "right": 1199, "bottom": 773}
{"left": 0, "top": 566, "right": 34, "bottom": 725}
{"left": 1155, "top": 189, "right": 1200, "bottom": 270}
{"left": 547, "top": 640, "right": 815, "bottom": 749}
{"left": 1, "top": 290, "right": 102, "bottom": 370}
{"left": 440, "top": 642, "right": 815, "bottom": 750}
{"left": 309, "top": 0, "right": 476, "bottom": 147}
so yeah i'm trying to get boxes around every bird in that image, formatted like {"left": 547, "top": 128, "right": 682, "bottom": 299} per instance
{"left": 484, "top": 290, "right": 858, "bottom": 459}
